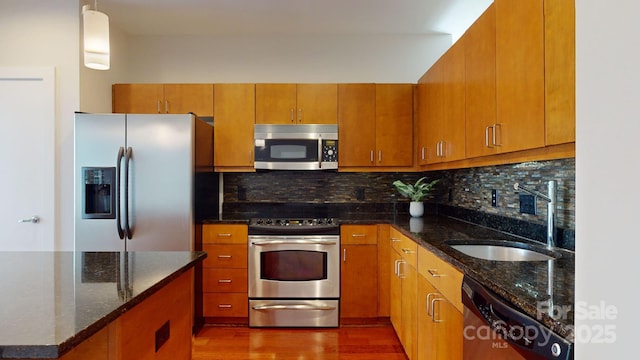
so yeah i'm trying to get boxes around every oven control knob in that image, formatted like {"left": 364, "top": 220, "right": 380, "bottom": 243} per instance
{"left": 266, "top": 219, "right": 273, "bottom": 225}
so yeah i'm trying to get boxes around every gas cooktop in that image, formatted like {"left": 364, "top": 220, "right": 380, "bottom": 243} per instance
{"left": 248, "top": 218, "right": 339, "bottom": 235}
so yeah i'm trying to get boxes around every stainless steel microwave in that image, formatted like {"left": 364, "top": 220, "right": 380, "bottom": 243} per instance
{"left": 254, "top": 124, "right": 338, "bottom": 170}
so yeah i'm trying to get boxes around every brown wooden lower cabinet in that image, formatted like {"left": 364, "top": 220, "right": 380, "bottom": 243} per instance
{"left": 56, "top": 269, "right": 194, "bottom": 360}
{"left": 340, "top": 224, "right": 379, "bottom": 323}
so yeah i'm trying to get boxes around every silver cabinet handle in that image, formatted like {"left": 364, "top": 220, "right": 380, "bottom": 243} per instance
{"left": 290, "top": 108, "right": 295, "bottom": 122}
{"left": 351, "top": 233, "right": 366, "bottom": 238}
{"left": 217, "top": 255, "right": 232, "bottom": 259}
{"left": 370, "top": 150, "right": 374, "bottom": 163}
{"left": 493, "top": 123, "right": 501, "bottom": 146}
{"left": 216, "top": 233, "right": 232, "bottom": 237}
{"left": 391, "top": 237, "right": 401, "bottom": 242}
{"left": 428, "top": 269, "right": 442, "bottom": 277}
{"left": 18, "top": 216, "right": 40, "bottom": 223}
{"left": 401, "top": 248, "right": 415, "bottom": 254}
{"left": 378, "top": 150, "right": 382, "bottom": 163}
{"left": 218, "top": 304, "right": 232, "bottom": 309}
{"left": 343, "top": 248, "right": 347, "bottom": 262}
{"left": 217, "top": 279, "right": 232, "bottom": 283}
{"left": 298, "top": 108, "right": 303, "bottom": 122}
{"left": 164, "top": 100, "right": 169, "bottom": 113}
{"left": 485, "top": 126, "right": 492, "bottom": 148}
{"left": 426, "top": 292, "right": 439, "bottom": 316}
{"left": 421, "top": 146, "right": 425, "bottom": 161}
{"left": 397, "top": 260, "right": 407, "bottom": 279}
{"left": 157, "top": 100, "right": 161, "bottom": 113}
{"left": 431, "top": 298, "right": 444, "bottom": 323}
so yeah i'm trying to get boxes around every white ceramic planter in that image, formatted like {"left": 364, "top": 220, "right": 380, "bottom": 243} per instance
{"left": 409, "top": 201, "right": 424, "bottom": 217}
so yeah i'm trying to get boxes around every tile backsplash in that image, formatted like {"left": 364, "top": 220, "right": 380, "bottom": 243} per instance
{"left": 221, "top": 158, "right": 575, "bottom": 247}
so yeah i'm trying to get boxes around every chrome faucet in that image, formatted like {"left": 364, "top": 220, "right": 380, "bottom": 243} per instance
{"left": 513, "top": 180, "right": 557, "bottom": 249}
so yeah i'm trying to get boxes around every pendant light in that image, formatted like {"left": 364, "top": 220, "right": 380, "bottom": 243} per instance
{"left": 82, "top": 1, "right": 110, "bottom": 70}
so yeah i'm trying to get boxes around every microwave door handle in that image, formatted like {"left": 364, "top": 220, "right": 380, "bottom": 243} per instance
{"left": 318, "top": 135, "right": 322, "bottom": 169}
{"left": 116, "top": 147, "right": 125, "bottom": 239}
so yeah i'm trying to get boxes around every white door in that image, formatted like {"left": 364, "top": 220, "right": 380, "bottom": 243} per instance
{"left": 0, "top": 68, "right": 55, "bottom": 250}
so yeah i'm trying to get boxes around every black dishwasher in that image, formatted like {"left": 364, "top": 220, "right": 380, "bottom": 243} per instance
{"left": 462, "top": 275, "right": 573, "bottom": 360}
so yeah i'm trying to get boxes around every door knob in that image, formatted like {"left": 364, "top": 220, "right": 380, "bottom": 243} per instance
{"left": 18, "top": 216, "right": 40, "bottom": 224}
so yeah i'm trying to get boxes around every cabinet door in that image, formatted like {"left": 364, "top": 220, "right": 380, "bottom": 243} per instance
{"left": 441, "top": 39, "right": 466, "bottom": 162}
{"left": 435, "top": 299, "right": 463, "bottom": 360}
{"left": 544, "top": 0, "right": 575, "bottom": 145}
{"left": 465, "top": 4, "right": 498, "bottom": 158}
{"left": 255, "top": 83, "right": 297, "bottom": 124}
{"left": 417, "top": 275, "right": 438, "bottom": 360}
{"left": 112, "top": 84, "right": 164, "bottom": 114}
{"left": 341, "top": 244, "right": 378, "bottom": 319}
{"left": 375, "top": 84, "right": 413, "bottom": 167}
{"left": 420, "top": 62, "right": 444, "bottom": 165}
{"left": 163, "top": 84, "right": 213, "bottom": 116}
{"left": 213, "top": 84, "right": 256, "bottom": 168}
{"left": 390, "top": 248, "right": 403, "bottom": 336}
{"left": 296, "top": 84, "right": 338, "bottom": 124}
{"left": 400, "top": 262, "right": 418, "bottom": 360}
{"left": 338, "top": 83, "right": 376, "bottom": 166}
{"left": 495, "top": 0, "right": 545, "bottom": 153}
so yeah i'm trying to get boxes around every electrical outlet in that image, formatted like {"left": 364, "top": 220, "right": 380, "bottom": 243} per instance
{"left": 519, "top": 194, "right": 536, "bottom": 214}
{"left": 491, "top": 189, "right": 497, "bottom": 207}
{"left": 356, "top": 188, "right": 365, "bottom": 201}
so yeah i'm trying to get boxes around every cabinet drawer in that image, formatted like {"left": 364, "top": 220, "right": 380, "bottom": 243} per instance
{"left": 390, "top": 227, "right": 417, "bottom": 267}
{"left": 202, "top": 244, "right": 247, "bottom": 269}
{"left": 418, "top": 246, "right": 463, "bottom": 312}
{"left": 341, "top": 225, "right": 377, "bottom": 244}
{"left": 203, "top": 224, "right": 248, "bottom": 244}
{"left": 203, "top": 293, "right": 248, "bottom": 317}
{"left": 203, "top": 268, "right": 248, "bottom": 293}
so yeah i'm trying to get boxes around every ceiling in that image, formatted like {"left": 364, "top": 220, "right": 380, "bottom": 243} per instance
{"left": 97, "top": 0, "right": 493, "bottom": 40}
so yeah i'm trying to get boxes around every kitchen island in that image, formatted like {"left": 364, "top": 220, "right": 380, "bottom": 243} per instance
{"left": 0, "top": 251, "right": 206, "bottom": 359}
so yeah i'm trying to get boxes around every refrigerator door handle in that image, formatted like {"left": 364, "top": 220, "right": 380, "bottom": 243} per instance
{"left": 124, "top": 147, "right": 133, "bottom": 239}
{"left": 116, "top": 147, "right": 125, "bottom": 239}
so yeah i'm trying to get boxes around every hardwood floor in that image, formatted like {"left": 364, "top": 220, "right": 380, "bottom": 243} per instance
{"left": 192, "top": 325, "right": 408, "bottom": 360}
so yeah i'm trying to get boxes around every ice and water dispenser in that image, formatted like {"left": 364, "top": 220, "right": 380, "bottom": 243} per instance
{"left": 82, "top": 167, "right": 116, "bottom": 219}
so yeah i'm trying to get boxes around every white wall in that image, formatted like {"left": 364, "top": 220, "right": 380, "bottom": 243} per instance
{"left": 0, "top": 0, "right": 79, "bottom": 250}
{"left": 575, "top": 1, "right": 639, "bottom": 358}
{"left": 121, "top": 33, "right": 451, "bottom": 84}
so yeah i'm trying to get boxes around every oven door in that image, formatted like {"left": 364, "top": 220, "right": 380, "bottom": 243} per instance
{"left": 248, "top": 235, "right": 340, "bottom": 298}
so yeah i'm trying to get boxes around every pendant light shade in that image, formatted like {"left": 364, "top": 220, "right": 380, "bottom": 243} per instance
{"left": 82, "top": 5, "right": 110, "bottom": 70}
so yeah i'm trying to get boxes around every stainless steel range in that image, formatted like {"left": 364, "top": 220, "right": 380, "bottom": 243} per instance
{"left": 248, "top": 218, "right": 340, "bottom": 327}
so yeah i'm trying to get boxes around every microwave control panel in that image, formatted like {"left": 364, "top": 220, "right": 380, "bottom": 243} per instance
{"left": 322, "top": 140, "right": 338, "bottom": 162}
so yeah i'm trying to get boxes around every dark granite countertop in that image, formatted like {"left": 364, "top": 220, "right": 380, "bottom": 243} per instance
{"left": 204, "top": 209, "right": 574, "bottom": 342}
{"left": 0, "top": 251, "right": 206, "bottom": 359}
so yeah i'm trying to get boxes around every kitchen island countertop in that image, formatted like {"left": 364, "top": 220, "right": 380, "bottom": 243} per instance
{"left": 0, "top": 251, "right": 206, "bottom": 359}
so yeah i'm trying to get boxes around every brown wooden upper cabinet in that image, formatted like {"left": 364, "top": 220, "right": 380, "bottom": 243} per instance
{"left": 213, "top": 84, "right": 256, "bottom": 170}
{"left": 418, "top": 40, "right": 466, "bottom": 165}
{"left": 338, "top": 84, "right": 413, "bottom": 168}
{"left": 255, "top": 83, "right": 337, "bottom": 124}
{"left": 112, "top": 83, "right": 214, "bottom": 116}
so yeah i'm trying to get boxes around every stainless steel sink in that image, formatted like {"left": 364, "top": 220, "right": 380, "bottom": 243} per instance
{"left": 445, "top": 240, "right": 559, "bottom": 262}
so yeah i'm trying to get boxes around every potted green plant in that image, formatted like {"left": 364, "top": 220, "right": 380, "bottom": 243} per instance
{"left": 392, "top": 177, "right": 439, "bottom": 217}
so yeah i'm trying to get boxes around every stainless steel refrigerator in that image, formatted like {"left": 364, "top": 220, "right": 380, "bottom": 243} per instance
{"left": 74, "top": 113, "right": 216, "bottom": 252}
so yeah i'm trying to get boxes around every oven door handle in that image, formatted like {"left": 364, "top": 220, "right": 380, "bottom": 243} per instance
{"left": 252, "top": 304, "right": 337, "bottom": 311}
{"left": 251, "top": 239, "right": 337, "bottom": 246}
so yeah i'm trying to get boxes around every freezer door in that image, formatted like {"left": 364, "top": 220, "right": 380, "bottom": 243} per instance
{"left": 74, "top": 113, "right": 127, "bottom": 251}
{"left": 125, "top": 114, "right": 195, "bottom": 251}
